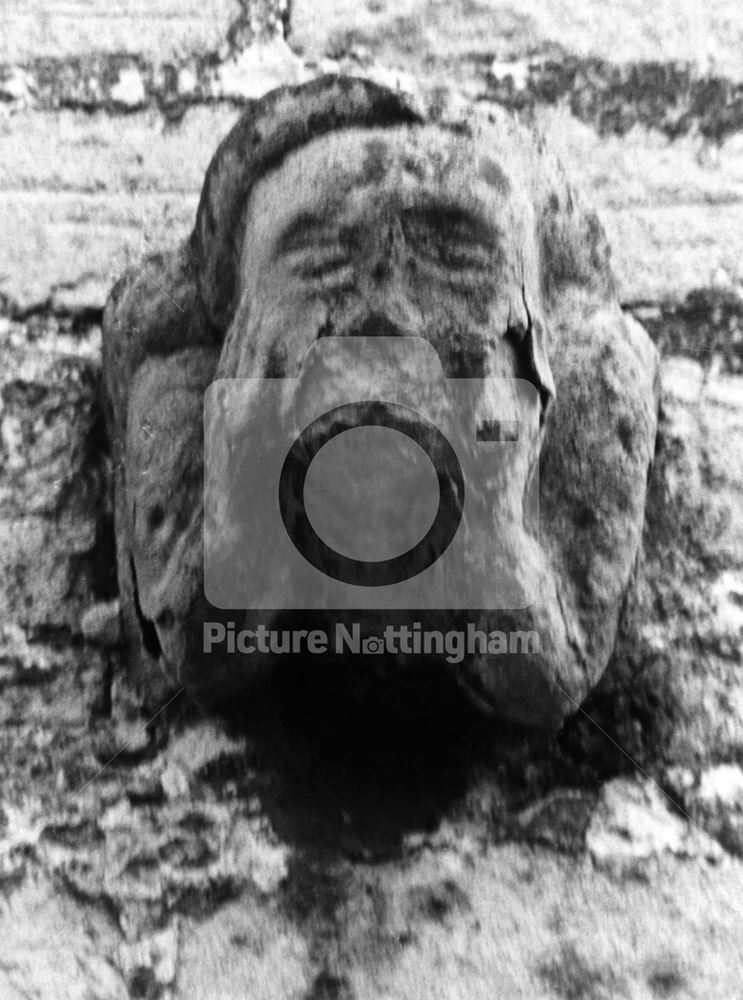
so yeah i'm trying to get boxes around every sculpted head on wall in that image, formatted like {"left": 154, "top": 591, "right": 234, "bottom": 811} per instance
{"left": 103, "top": 75, "right": 658, "bottom": 734}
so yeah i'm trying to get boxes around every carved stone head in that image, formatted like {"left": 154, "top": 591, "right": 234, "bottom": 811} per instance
{"left": 103, "top": 76, "right": 658, "bottom": 731}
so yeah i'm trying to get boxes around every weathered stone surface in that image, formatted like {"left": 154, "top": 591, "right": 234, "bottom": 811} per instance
{"left": 2, "top": 689, "right": 743, "bottom": 999}
{"left": 103, "top": 76, "right": 658, "bottom": 729}
{"left": 535, "top": 112, "right": 743, "bottom": 303}
{"left": 0, "top": 35, "right": 302, "bottom": 115}
{"left": 585, "top": 776, "right": 721, "bottom": 867}
{"left": 486, "top": 58, "right": 743, "bottom": 145}
{"left": 80, "top": 598, "right": 122, "bottom": 646}
{"left": 0, "top": 322, "right": 110, "bottom": 630}
{"left": 638, "top": 286, "right": 743, "bottom": 374}
{"left": 291, "top": 0, "right": 743, "bottom": 80}
{"left": 567, "top": 354, "right": 743, "bottom": 788}
{"left": 0, "top": 189, "right": 198, "bottom": 314}
{"left": 600, "top": 201, "right": 743, "bottom": 306}
{"left": 3, "top": 0, "right": 743, "bottom": 995}
{"left": 0, "top": 0, "right": 291, "bottom": 125}
{"left": 0, "top": 106, "right": 238, "bottom": 313}
{"left": 0, "top": 881, "right": 127, "bottom": 1000}
{"left": 0, "top": 0, "right": 281, "bottom": 63}
{"left": 644, "top": 360, "right": 743, "bottom": 761}
{"left": 117, "top": 924, "right": 179, "bottom": 997}
{"left": 6, "top": 103, "right": 743, "bottom": 312}
{"left": 676, "top": 763, "right": 743, "bottom": 856}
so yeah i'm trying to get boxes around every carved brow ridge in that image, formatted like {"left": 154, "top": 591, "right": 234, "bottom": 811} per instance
{"left": 276, "top": 203, "right": 500, "bottom": 255}
{"left": 276, "top": 213, "right": 340, "bottom": 255}
{"left": 400, "top": 204, "right": 499, "bottom": 248}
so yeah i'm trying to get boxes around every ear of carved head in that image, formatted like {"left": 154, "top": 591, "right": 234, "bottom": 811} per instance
{"left": 122, "top": 347, "right": 217, "bottom": 688}
{"left": 101, "top": 245, "right": 211, "bottom": 456}
{"left": 529, "top": 137, "right": 660, "bottom": 710}
{"left": 459, "top": 119, "right": 659, "bottom": 716}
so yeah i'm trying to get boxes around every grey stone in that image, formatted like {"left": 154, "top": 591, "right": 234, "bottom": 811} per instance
{"left": 103, "top": 76, "right": 658, "bottom": 729}
{"left": 0, "top": 330, "right": 108, "bottom": 632}
{"left": 80, "top": 599, "right": 122, "bottom": 646}
{"left": 684, "top": 764, "right": 743, "bottom": 856}
{"left": 585, "top": 777, "right": 722, "bottom": 866}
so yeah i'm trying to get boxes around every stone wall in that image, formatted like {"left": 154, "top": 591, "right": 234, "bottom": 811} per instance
{"left": 2, "top": 0, "right": 742, "bottom": 761}
{"left": 1, "top": 3, "right": 743, "bottom": 998}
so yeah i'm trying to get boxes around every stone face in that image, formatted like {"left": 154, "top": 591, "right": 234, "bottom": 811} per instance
{"left": 103, "top": 76, "right": 658, "bottom": 728}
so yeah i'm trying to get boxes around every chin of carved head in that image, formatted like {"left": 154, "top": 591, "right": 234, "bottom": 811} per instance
{"left": 103, "top": 76, "right": 658, "bottom": 732}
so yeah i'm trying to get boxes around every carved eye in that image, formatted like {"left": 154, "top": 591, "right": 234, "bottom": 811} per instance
{"left": 277, "top": 215, "right": 354, "bottom": 288}
{"left": 292, "top": 245, "right": 354, "bottom": 285}
{"left": 400, "top": 208, "right": 496, "bottom": 288}
{"left": 405, "top": 224, "right": 490, "bottom": 266}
